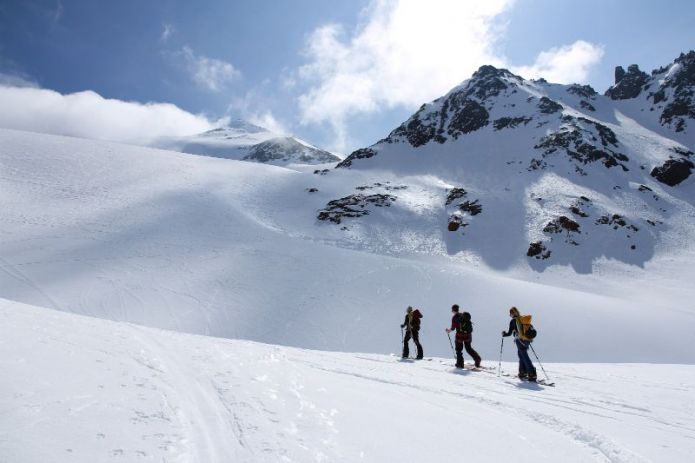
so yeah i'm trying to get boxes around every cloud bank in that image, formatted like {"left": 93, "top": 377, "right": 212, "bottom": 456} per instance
{"left": 0, "top": 85, "right": 221, "bottom": 145}
{"left": 296, "top": 0, "right": 605, "bottom": 152}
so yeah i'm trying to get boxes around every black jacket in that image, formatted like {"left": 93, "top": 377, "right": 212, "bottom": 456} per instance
{"left": 502, "top": 318, "right": 518, "bottom": 337}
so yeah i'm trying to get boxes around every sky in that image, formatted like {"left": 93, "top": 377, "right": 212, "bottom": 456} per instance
{"left": 0, "top": 0, "right": 694, "bottom": 154}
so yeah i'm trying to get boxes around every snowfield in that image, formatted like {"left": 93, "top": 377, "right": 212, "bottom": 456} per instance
{"left": 2, "top": 298, "right": 694, "bottom": 463}
{"left": 1, "top": 128, "right": 694, "bottom": 363}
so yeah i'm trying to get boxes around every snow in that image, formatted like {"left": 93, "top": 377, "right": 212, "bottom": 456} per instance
{"left": 1, "top": 127, "right": 694, "bottom": 364}
{"left": 2, "top": 298, "right": 694, "bottom": 463}
{"left": 154, "top": 119, "right": 340, "bottom": 165}
{"left": 1, "top": 57, "right": 695, "bottom": 462}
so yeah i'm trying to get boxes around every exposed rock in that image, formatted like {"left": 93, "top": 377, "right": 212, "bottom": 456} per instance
{"left": 459, "top": 200, "right": 482, "bottom": 216}
{"left": 544, "top": 216, "right": 580, "bottom": 234}
{"left": 336, "top": 148, "right": 377, "bottom": 168}
{"left": 447, "top": 215, "right": 464, "bottom": 231}
{"left": 567, "top": 84, "right": 598, "bottom": 99}
{"left": 446, "top": 99, "right": 490, "bottom": 139}
{"left": 527, "top": 241, "right": 551, "bottom": 259}
{"left": 242, "top": 137, "right": 340, "bottom": 164}
{"left": 657, "top": 51, "right": 695, "bottom": 132}
{"left": 650, "top": 158, "right": 694, "bottom": 186}
{"left": 493, "top": 116, "right": 533, "bottom": 130}
{"left": 596, "top": 214, "right": 627, "bottom": 228}
{"left": 313, "top": 169, "right": 330, "bottom": 175}
{"left": 670, "top": 146, "right": 693, "bottom": 157}
{"left": 570, "top": 206, "right": 589, "bottom": 217}
{"left": 605, "top": 64, "right": 649, "bottom": 100}
{"left": 307, "top": 188, "right": 318, "bottom": 193}
{"left": 317, "top": 193, "right": 396, "bottom": 224}
{"left": 580, "top": 100, "right": 596, "bottom": 112}
{"left": 534, "top": 116, "right": 629, "bottom": 171}
{"left": 445, "top": 187, "right": 468, "bottom": 205}
{"left": 538, "top": 97, "right": 563, "bottom": 114}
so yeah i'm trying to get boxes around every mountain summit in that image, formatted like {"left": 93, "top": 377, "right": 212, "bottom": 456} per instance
{"left": 322, "top": 52, "right": 694, "bottom": 271}
{"left": 157, "top": 119, "right": 340, "bottom": 166}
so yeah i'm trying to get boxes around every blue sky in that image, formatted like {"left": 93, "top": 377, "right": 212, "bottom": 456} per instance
{"left": 1, "top": 0, "right": 694, "bottom": 153}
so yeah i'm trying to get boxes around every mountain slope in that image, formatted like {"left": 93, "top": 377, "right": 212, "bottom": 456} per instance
{"left": 332, "top": 53, "right": 695, "bottom": 272}
{"left": 157, "top": 119, "right": 340, "bottom": 166}
{"left": 2, "top": 127, "right": 694, "bottom": 361}
{"left": 2, "top": 298, "right": 694, "bottom": 463}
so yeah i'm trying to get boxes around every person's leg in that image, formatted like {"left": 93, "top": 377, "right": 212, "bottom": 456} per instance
{"left": 402, "top": 331, "right": 411, "bottom": 358}
{"left": 514, "top": 338, "right": 528, "bottom": 377}
{"left": 412, "top": 330, "right": 423, "bottom": 359}
{"left": 455, "top": 340, "right": 464, "bottom": 368}
{"left": 464, "top": 341, "right": 482, "bottom": 367}
{"left": 519, "top": 341, "right": 537, "bottom": 380}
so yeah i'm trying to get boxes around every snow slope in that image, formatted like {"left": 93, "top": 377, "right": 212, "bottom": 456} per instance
{"left": 335, "top": 54, "right": 695, "bottom": 274}
{"left": 0, "top": 130, "right": 695, "bottom": 363}
{"left": 156, "top": 119, "right": 340, "bottom": 166}
{"left": 1, "top": 127, "right": 694, "bottom": 363}
{"left": 2, "top": 298, "right": 694, "bottom": 463}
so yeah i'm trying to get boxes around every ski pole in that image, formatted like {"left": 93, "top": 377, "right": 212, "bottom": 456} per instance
{"left": 498, "top": 337, "right": 504, "bottom": 377}
{"left": 529, "top": 343, "right": 551, "bottom": 383}
{"left": 446, "top": 331, "right": 456, "bottom": 359}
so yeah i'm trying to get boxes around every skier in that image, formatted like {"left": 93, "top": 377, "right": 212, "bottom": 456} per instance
{"left": 502, "top": 306, "right": 537, "bottom": 381}
{"left": 445, "top": 304, "right": 481, "bottom": 368}
{"left": 401, "top": 306, "right": 424, "bottom": 359}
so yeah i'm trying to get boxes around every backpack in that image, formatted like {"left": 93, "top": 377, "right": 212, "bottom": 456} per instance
{"left": 409, "top": 309, "right": 422, "bottom": 330}
{"left": 517, "top": 314, "right": 537, "bottom": 341}
{"left": 460, "top": 312, "right": 473, "bottom": 333}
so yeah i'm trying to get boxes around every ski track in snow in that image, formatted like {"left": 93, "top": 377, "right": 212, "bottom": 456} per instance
{"left": 4, "top": 300, "right": 693, "bottom": 463}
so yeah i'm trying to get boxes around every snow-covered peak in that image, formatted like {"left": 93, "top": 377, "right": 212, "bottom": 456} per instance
{"left": 156, "top": 119, "right": 340, "bottom": 166}
{"left": 606, "top": 50, "right": 695, "bottom": 135}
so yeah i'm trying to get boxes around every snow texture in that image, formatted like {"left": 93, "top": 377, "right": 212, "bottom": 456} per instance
{"left": 2, "top": 299, "right": 694, "bottom": 463}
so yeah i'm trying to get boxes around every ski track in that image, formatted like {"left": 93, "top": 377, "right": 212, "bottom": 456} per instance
{"left": 2, "top": 301, "right": 695, "bottom": 462}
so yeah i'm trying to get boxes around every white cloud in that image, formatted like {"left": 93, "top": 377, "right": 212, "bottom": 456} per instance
{"left": 161, "top": 23, "right": 174, "bottom": 42}
{"left": 296, "top": 0, "right": 513, "bottom": 150}
{"left": 246, "top": 111, "right": 288, "bottom": 135}
{"left": 179, "top": 46, "right": 241, "bottom": 93}
{"left": 512, "top": 40, "right": 605, "bottom": 84}
{"left": 0, "top": 84, "right": 222, "bottom": 145}
{"left": 296, "top": 0, "right": 605, "bottom": 151}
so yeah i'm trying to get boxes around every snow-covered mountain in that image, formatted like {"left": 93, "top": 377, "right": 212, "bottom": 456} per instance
{"left": 2, "top": 51, "right": 695, "bottom": 463}
{"left": 157, "top": 119, "right": 341, "bottom": 166}
{"left": 331, "top": 51, "right": 695, "bottom": 272}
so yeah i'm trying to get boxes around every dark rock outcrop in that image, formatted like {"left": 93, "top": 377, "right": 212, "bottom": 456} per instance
{"left": 459, "top": 200, "right": 482, "bottom": 216}
{"left": 657, "top": 51, "right": 695, "bottom": 132}
{"left": 567, "top": 84, "right": 598, "bottom": 99}
{"left": 336, "top": 148, "right": 377, "bottom": 168}
{"left": 317, "top": 193, "right": 396, "bottom": 224}
{"left": 650, "top": 158, "right": 694, "bottom": 186}
{"left": 537, "top": 97, "right": 563, "bottom": 114}
{"left": 527, "top": 242, "right": 551, "bottom": 259}
{"left": 493, "top": 116, "right": 532, "bottom": 130}
{"left": 544, "top": 216, "right": 580, "bottom": 234}
{"left": 605, "top": 64, "right": 649, "bottom": 100}
{"left": 445, "top": 187, "right": 468, "bottom": 205}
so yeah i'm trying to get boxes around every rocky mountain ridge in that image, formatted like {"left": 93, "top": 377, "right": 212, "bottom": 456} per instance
{"left": 321, "top": 51, "right": 695, "bottom": 271}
